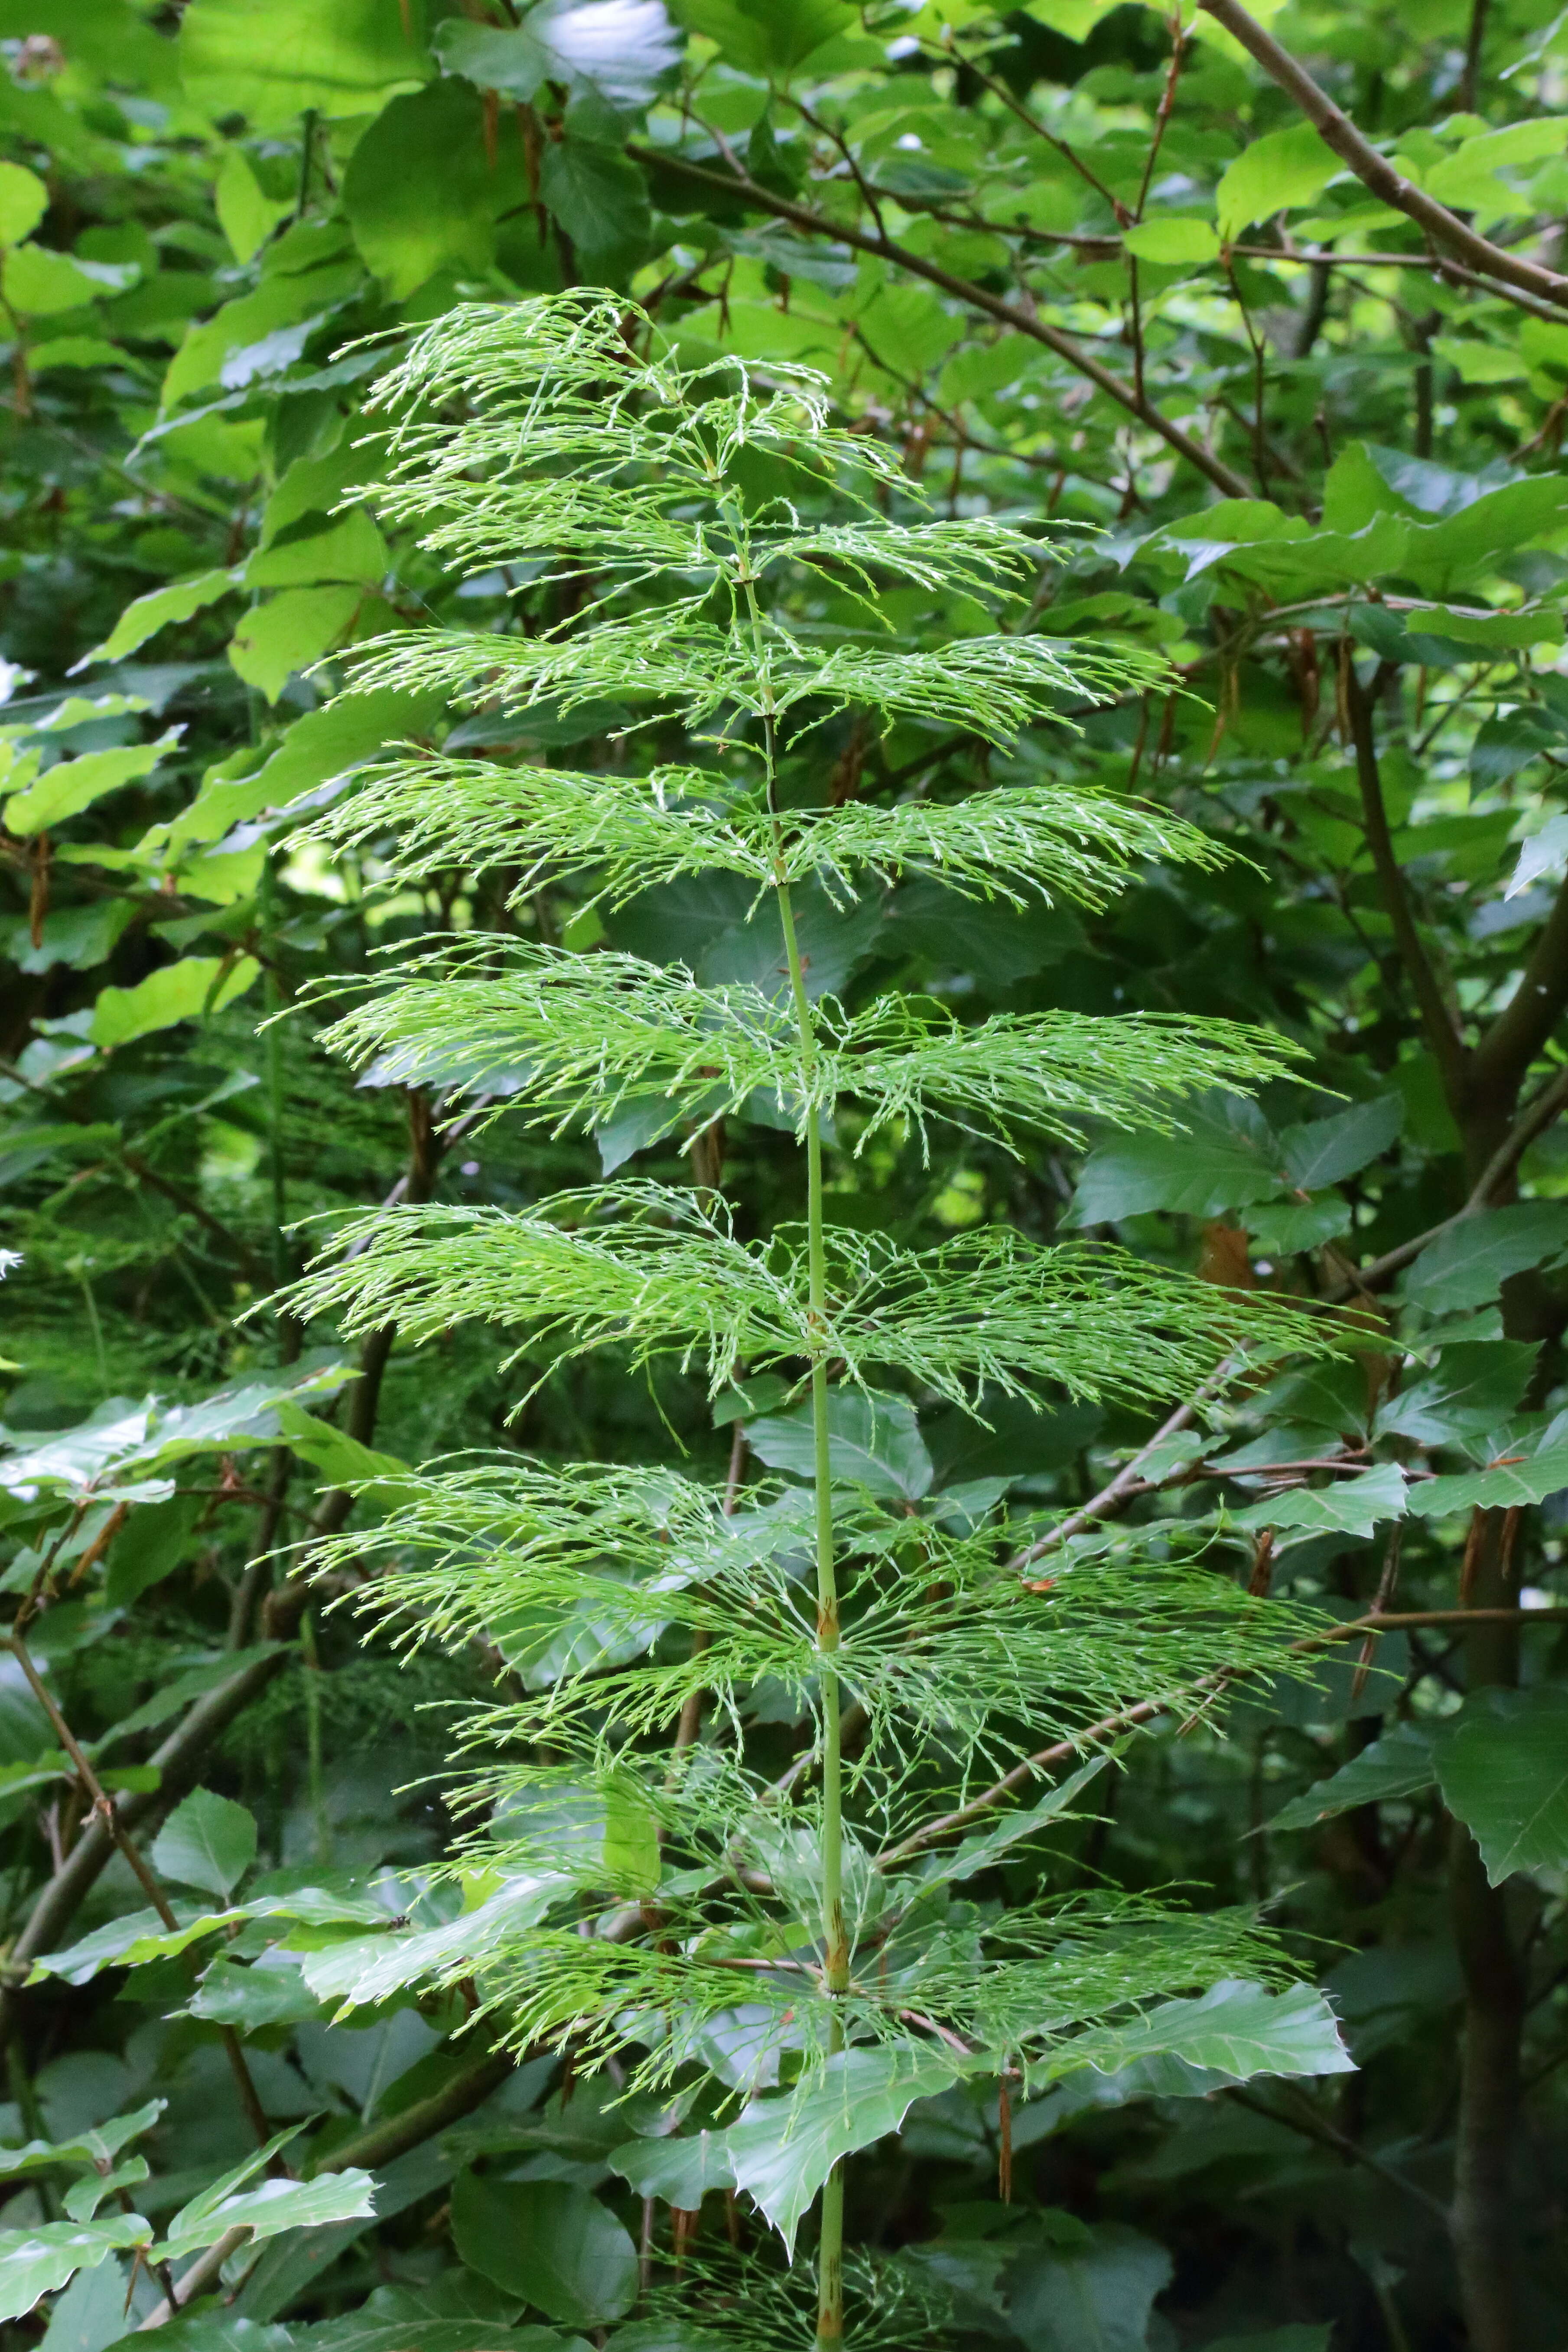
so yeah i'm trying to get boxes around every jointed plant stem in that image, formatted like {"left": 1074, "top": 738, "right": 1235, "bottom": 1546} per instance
{"left": 748, "top": 543, "right": 847, "bottom": 2333}
{"left": 777, "top": 861, "right": 848, "bottom": 2345}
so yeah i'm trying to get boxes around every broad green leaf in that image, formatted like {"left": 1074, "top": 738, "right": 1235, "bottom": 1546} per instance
{"left": 1431, "top": 335, "right": 1528, "bottom": 385}
{"left": 1122, "top": 218, "right": 1219, "bottom": 267}
{"left": 1412, "top": 602, "right": 1563, "bottom": 647}
{"left": 1232, "top": 1460, "right": 1407, "bottom": 1538}
{"left": 609, "top": 2130, "right": 740, "bottom": 2206}
{"left": 159, "top": 256, "right": 361, "bottom": 408}
{"left": 227, "top": 587, "right": 363, "bottom": 703}
{"left": 188, "top": 1957, "right": 326, "bottom": 2030}
{"left": 34, "top": 2248, "right": 142, "bottom": 2352}
{"left": 2, "top": 246, "right": 134, "bottom": 316}
{"left": 1403, "top": 1201, "right": 1568, "bottom": 1311}
{"left": 153, "top": 686, "right": 444, "bottom": 860}
{"left": 671, "top": 0, "right": 854, "bottom": 73}
{"left": 1049, "top": 1981, "right": 1353, "bottom": 2088}
{"left": 1277, "top": 1096, "right": 1401, "bottom": 1191}
{"left": 0, "top": 1400, "right": 156, "bottom": 1501}
{"left": 539, "top": 139, "right": 651, "bottom": 277}
{"left": 1070, "top": 1096, "right": 1285, "bottom": 1223}
{"left": 244, "top": 512, "right": 387, "bottom": 590}
{"left": 1402, "top": 475, "right": 1568, "bottom": 598}
{"left": 435, "top": 0, "right": 681, "bottom": 107}
{"left": 1508, "top": 812, "right": 1568, "bottom": 899}
{"left": 3, "top": 732, "right": 181, "bottom": 836}
{"left": 721, "top": 2047, "right": 963, "bottom": 2251}
{"left": 0, "top": 160, "right": 48, "bottom": 244}
{"left": 299, "top": 1873, "right": 565, "bottom": 2012}
{"left": 1376, "top": 1340, "right": 1539, "bottom": 1444}
{"left": 214, "top": 147, "right": 288, "bottom": 264}
{"left": 1435, "top": 1685, "right": 1568, "bottom": 1884}
{"left": 1215, "top": 122, "right": 1340, "bottom": 238}
{"left": 156, "top": 2124, "right": 308, "bottom": 2256}
{"left": 62, "top": 2158, "right": 149, "bottom": 2224}
{"left": 272, "top": 1403, "right": 408, "bottom": 1492}
{"left": 0, "top": 2215, "right": 150, "bottom": 2323}
{"left": 1007, "top": 2221, "right": 1171, "bottom": 2352}
{"left": 1247, "top": 1194, "right": 1352, "bottom": 1255}
{"left": 179, "top": 0, "right": 429, "bottom": 129}
{"left": 154, "top": 2171, "right": 376, "bottom": 2263}
{"left": 451, "top": 2175, "right": 637, "bottom": 2329}
{"left": 1407, "top": 1441, "right": 1568, "bottom": 1517}
{"left": 90, "top": 955, "right": 260, "bottom": 1046}
{"left": 150, "top": 1787, "right": 258, "bottom": 1899}
{"left": 28, "top": 1906, "right": 242, "bottom": 1986}
{"left": 747, "top": 1387, "right": 933, "bottom": 1498}
{"left": 0, "top": 2101, "right": 165, "bottom": 2181}
{"left": 1425, "top": 117, "right": 1568, "bottom": 210}
{"left": 1470, "top": 706, "right": 1568, "bottom": 788}
{"left": 78, "top": 571, "right": 238, "bottom": 669}
{"left": 608, "top": 872, "right": 883, "bottom": 1001}
{"left": 1268, "top": 1724, "right": 1437, "bottom": 1831}
{"left": 342, "top": 82, "right": 497, "bottom": 299}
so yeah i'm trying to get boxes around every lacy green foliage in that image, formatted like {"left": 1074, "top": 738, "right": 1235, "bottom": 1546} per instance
{"left": 310, "top": 941, "right": 1301, "bottom": 1156}
{"left": 9, "top": 13, "right": 1568, "bottom": 2347}
{"left": 289, "top": 1185, "right": 1317, "bottom": 1404}
{"left": 307, "top": 758, "right": 1229, "bottom": 911}
{"left": 277, "top": 291, "right": 1337, "bottom": 2336}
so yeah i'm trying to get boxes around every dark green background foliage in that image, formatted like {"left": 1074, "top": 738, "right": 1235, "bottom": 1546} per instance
{"left": 0, "top": 0, "right": 1566, "bottom": 2348}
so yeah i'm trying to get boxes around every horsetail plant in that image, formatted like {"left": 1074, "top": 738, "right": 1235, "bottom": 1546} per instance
{"left": 287, "top": 295, "right": 1347, "bottom": 2347}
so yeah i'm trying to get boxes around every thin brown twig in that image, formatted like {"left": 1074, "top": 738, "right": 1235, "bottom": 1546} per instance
{"left": 5, "top": 1631, "right": 275, "bottom": 2156}
{"left": 1196, "top": 0, "right": 1568, "bottom": 312}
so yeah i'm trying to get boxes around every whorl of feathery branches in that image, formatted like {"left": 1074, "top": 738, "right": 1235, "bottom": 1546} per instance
{"left": 283, "top": 290, "right": 1341, "bottom": 2345}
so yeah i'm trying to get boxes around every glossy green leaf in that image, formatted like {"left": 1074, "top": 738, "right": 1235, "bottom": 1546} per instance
{"left": 672, "top": 0, "right": 853, "bottom": 73}
{"left": 0, "top": 2215, "right": 151, "bottom": 2323}
{"left": 1007, "top": 2221, "right": 1171, "bottom": 2352}
{"left": 3, "top": 732, "right": 181, "bottom": 836}
{"left": 179, "top": 0, "right": 429, "bottom": 129}
{"left": 227, "top": 587, "right": 363, "bottom": 703}
{"left": 1407, "top": 1441, "right": 1568, "bottom": 1517}
{"left": 153, "top": 2170, "right": 376, "bottom": 2263}
{"left": 150, "top": 1787, "right": 258, "bottom": 1899}
{"left": 1269, "top": 1724, "right": 1437, "bottom": 1830}
{"left": 1277, "top": 1096, "right": 1402, "bottom": 1192}
{"left": 1122, "top": 219, "right": 1220, "bottom": 267}
{"left": 1232, "top": 1460, "right": 1407, "bottom": 1538}
{"left": 342, "top": 81, "right": 497, "bottom": 299}
{"left": 0, "top": 2101, "right": 164, "bottom": 2182}
{"left": 214, "top": 147, "right": 289, "bottom": 264}
{"left": 722, "top": 2048, "right": 964, "bottom": 2251}
{"left": 299, "top": 1873, "right": 565, "bottom": 2013}
{"left": 1049, "top": 1981, "right": 1353, "bottom": 2088}
{"left": 435, "top": 0, "right": 681, "bottom": 107}
{"left": 1404, "top": 1200, "right": 1568, "bottom": 1310}
{"left": 451, "top": 2175, "right": 637, "bottom": 2329}
{"left": 0, "top": 159, "right": 48, "bottom": 244}
{"left": 1435, "top": 1685, "right": 1568, "bottom": 1884}
{"left": 747, "top": 1386, "right": 933, "bottom": 1498}
{"left": 1215, "top": 122, "right": 1341, "bottom": 238}
{"left": 539, "top": 140, "right": 650, "bottom": 277}
{"left": 3, "top": 246, "right": 134, "bottom": 316}
{"left": 1070, "top": 1096, "right": 1285, "bottom": 1223}
{"left": 90, "top": 955, "right": 261, "bottom": 1046}
{"left": 78, "top": 570, "right": 238, "bottom": 668}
